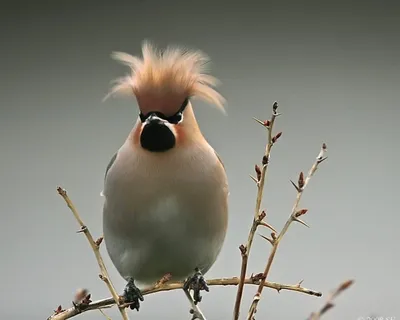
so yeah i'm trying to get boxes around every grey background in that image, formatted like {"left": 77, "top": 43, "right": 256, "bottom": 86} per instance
{"left": 1, "top": 0, "right": 399, "bottom": 319}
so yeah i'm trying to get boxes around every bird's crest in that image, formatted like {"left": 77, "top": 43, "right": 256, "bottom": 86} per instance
{"left": 104, "top": 40, "right": 225, "bottom": 116}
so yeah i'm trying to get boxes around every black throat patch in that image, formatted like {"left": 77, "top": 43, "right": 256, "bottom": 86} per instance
{"left": 139, "top": 98, "right": 189, "bottom": 152}
{"left": 140, "top": 117, "right": 176, "bottom": 152}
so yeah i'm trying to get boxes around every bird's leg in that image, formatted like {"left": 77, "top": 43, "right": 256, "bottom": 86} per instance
{"left": 183, "top": 267, "right": 209, "bottom": 305}
{"left": 123, "top": 277, "right": 144, "bottom": 311}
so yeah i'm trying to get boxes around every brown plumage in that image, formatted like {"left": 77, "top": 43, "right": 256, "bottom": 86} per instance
{"left": 105, "top": 40, "right": 225, "bottom": 115}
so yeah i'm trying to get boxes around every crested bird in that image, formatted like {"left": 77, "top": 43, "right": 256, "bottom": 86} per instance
{"left": 101, "top": 41, "right": 229, "bottom": 312}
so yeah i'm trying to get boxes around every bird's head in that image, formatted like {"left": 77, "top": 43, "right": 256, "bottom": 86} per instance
{"left": 104, "top": 41, "right": 225, "bottom": 153}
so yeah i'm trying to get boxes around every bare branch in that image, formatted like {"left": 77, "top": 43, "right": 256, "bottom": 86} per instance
{"left": 98, "top": 308, "right": 112, "bottom": 320}
{"left": 246, "top": 143, "right": 328, "bottom": 319}
{"left": 233, "top": 101, "right": 281, "bottom": 320}
{"left": 56, "top": 187, "right": 129, "bottom": 320}
{"left": 308, "top": 279, "right": 354, "bottom": 319}
{"left": 47, "top": 277, "right": 321, "bottom": 320}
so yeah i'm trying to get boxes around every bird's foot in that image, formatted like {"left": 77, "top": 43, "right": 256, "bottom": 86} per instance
{"left": 123, "top": 278, "right": 144, "bottom": 311}
{"left": 183, "top": 267, "right": 209, "bottom": 305}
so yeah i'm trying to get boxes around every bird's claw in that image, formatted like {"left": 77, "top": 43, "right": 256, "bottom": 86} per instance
{"left": 183, "top": 267, "right": 209, "bottom": 305}
{"left": 123, "top": 278, "right": 144, "bottom": 311}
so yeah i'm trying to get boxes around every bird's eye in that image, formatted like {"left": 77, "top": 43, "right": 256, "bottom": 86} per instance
{"left": 166, "top": 112, "right": 183, "bottom": 124}
{"left": 139, "top": 113, "right": 147, "bottom": 122}
{"left": 139, "top": 111, "right": 183, "bottom": 124}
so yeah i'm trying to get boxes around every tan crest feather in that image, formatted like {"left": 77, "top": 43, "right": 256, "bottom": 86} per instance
{"left": 104, "top": 40, "right": 226, "bottom": 114}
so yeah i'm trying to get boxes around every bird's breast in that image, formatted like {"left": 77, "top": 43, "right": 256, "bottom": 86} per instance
{"left": 103, "top": 139, "right": 227, "bottom": 227}
{"left": 102, "top": 141, "right": 228, "bottom": 284}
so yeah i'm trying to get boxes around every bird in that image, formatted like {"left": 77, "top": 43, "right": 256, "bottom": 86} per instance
{"left": 101, "top": 40, "right": 229, "bottom": 311}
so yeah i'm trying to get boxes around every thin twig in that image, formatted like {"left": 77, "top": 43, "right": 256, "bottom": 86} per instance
{"left": 47, "top": 277, "right": 321, "bottom": 320}
{"left": 233, "top": 101, "right": 282, "bottom": 320}
{"left": 183, "top": 289, "right": 207, "bottom": 320}
{"left": 246, "top": 143, "right": 328, "bottom": 319}
{"left": 308, "top": 279, "right": 354, "bottom": 320}
{"left": 56, "top": 187, "right": 129, "bottom": 320}
{"left": 98, "top": 308, "right": 112, "bottom": 320}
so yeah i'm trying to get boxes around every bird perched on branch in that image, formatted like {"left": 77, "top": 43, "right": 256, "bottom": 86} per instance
{"left": 101, "top": 41, "right": 229, "bottom": 311}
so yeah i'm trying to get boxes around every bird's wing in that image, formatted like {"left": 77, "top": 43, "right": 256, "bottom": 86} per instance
{"left": 105, "top": 152, "right": 118, "bottom": 180}
{"left": 214, "top": 150, "right": 225, "bottom": 170}
{"left": 100, "top": 151, "right": 118, "bottom": 197}
{"left": 214, "top": 149, "right": 230, "bottom": 196}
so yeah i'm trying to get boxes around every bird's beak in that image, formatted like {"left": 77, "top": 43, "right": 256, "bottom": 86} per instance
{"left": 144, "top": 113, "right": 165, "bottom": 126}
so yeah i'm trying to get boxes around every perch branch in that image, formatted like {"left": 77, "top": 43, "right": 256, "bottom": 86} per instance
{"left": 246, "top": 143, "right": 328, "bottom": 319}
{"left": 56, "top": 187, "right": 129, "bottom": 320}
{"left": 308, "top": 279, "right": 354, "bottom": 320}
{"left": 233, "top": 101, "right": 282, "bottom": 320}
{"left": 47, "top": 276, "right": 321, "bottom": 320}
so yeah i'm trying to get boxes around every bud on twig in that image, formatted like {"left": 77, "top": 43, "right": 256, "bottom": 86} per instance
{"left": 317, "top": 143, "right": 328, "bottom": 164}
{"left": 95, "top": 236, "right": 103, "bottom": 246}
{"left": 99, "top": 274, "right": 108, "bottom": 282}
{"left": 271, "top": 132, "right": 282, "bottom": 143}
{"left": 258, "top": 210, "right": 266, "bottom": 221}
{"left": 337, "top": 279, "right": 354, "bottom": 293}
{"left": 81, "top": 294, "right": 92, "bottom": 305}
{"left": 239, "top": 244, "right": 247, "bottom": 255}
{"left": 255, "top": 165, "right": 262, "bottom": 181}
{"left": 298, "top": 172, "right": 305, "bottom": 189}
{"left": 250, "top": 273, "right": 265, "bottom": 282}
{"left": 54, "top": 305, "right": 64, "bottom": 315}
{"left": 273, "top": 101, "right": 278, "bottom": 112}
{"left": 295, "top": 209, "right": 308, "bottom": 217}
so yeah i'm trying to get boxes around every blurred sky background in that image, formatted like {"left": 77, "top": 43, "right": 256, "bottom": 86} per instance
{"left": 0, "top": 0, "right": 399, "bottom": 319}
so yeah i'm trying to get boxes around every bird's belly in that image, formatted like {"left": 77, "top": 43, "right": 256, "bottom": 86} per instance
{"left": 103, "top": 191, "right": 226, "bottom": 286}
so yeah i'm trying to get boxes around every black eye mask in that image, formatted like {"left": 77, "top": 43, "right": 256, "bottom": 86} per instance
{"left": 139, "top": 98, "right": 189, "bottom": 124}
